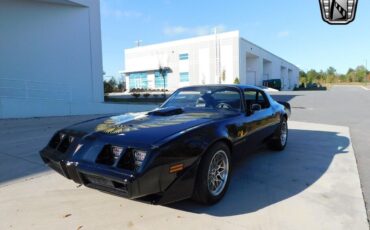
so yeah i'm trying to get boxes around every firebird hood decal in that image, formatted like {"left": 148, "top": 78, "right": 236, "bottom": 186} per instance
{"left": 95, "top": 112, "right": 217, "bottom": 135}
{"left": 65, "top": 109, "right": 238, "bottom": 146}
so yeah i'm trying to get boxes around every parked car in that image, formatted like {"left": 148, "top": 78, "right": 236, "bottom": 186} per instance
{"left": 40, "top": 85, "right": 291, "bottom": 205}
{"left": 263, "top": 79, "right": 282, "bottom": 91}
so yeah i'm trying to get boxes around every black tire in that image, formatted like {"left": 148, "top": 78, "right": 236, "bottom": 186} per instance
{"left": 192, "top": 142, "right": 231, "bottom": 205}
{"left": 269, "top": 117, "right": 288, "bottom": 151}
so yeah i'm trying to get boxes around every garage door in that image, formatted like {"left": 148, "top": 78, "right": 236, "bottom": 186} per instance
{"left": 246, "top": 71, "right": 256, "bottom": 85}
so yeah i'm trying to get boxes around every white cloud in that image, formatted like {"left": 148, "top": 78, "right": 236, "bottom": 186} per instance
{"left": 107, "top": 9, "right": 143, "bottom": 19}
{"left": 277, "top": 30, "right": 290, "bottom": 38}
{"left": 163, "top": 24, "right": 226, "bottom": 36}
{"left": 101, "top": 2, "right": 144, "bottom": 20}
{"left": 163, "top": 26, "right": 188, "bottom": 36}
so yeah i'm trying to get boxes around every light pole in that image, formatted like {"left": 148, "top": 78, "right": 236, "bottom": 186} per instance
{"left": 134, "top": 40, "right": 142, "bottom": 47}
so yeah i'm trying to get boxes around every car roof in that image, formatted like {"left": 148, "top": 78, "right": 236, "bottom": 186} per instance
{"left": 178, "top": 84, "right": 262, "bottom": 91}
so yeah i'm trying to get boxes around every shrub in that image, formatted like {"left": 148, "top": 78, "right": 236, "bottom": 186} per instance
{"left": 131, "top": 93, "right": 141, "bottom": 98}
{"left": 153, "top": 94, "right": 159, "bottom": 98}
{"left": 143, "top": 93, "right": 150, "bottom": 98}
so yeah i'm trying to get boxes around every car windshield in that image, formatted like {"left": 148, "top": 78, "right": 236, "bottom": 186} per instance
{"left": 161, "top": 86, "right": 242, "bottom": 112}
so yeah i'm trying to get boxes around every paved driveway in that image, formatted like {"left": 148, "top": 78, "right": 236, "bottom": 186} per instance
{"left": 0, "top": 115, "right": 368, "bottom": 229}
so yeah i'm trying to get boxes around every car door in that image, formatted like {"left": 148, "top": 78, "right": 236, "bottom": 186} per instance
{"left": 254, "top": 90, "right": 280, "bottom": 140}
{"left": 242, "top": 89, "right": 274, "bottom": 145}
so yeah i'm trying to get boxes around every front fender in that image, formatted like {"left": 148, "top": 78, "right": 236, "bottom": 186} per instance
{"left": 145, "top": 122, "right": 233, "bottom": 204}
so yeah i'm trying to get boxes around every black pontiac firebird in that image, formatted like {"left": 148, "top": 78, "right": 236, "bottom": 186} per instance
{"left": 40, "top": 85, "right": 290, "bottom": 205}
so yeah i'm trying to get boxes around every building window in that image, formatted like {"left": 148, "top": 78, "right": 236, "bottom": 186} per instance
{"left": 155, "top": 71, "right": 168, "bottom": 89}
{"left": 180, "top": 72, "right": 189, "bottom": 82}
{"left": 179, "top": 53, "right": 189, "bottom": 60}
{"left": 129, "top": 72, "right": 148, "bottom": 89}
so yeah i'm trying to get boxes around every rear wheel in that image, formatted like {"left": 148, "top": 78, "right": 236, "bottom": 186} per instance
{"left": 193, "top": 142, "right": 231, "bottom": 205}
{"left": 269, "top": 117, "right": 288, "bottom": 151}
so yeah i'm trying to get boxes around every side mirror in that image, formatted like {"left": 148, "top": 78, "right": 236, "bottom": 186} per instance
{"left": 251, "top": 104, "right": 261, "bottom": 112}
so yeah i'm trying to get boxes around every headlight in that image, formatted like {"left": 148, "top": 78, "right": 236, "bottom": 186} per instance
{"left": 133, "top": 149, "right": 147, "bottom": 167}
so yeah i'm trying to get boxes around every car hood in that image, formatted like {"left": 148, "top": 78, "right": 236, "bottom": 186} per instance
{"left": 64, "top": 108, "right": 238, "bottom": 147}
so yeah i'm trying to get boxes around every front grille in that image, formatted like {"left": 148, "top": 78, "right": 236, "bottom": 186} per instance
{"left": 96, "top": 145, "right": 116, "bottom": 166}
{"left": 117, "top": 149, "right": 135, "bottom": 171}
{"left": 83, "top": 173, "right": 128, "bottom": 193}
{"left": 95, "top": 145, "right": 135, "bottom": 171}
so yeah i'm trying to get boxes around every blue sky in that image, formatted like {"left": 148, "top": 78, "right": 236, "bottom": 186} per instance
{"left": 101, "top": 0, "right": 370, "bottom": 78}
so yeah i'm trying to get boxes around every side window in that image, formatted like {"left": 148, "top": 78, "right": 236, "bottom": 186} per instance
{"left": 244, "top": 90, "right": 257, "bottom": 101}
{"left": 212, "top": 90, "right": 241, "bottom": 111}
{"left": 244, "top": 90, "right": 270, "bottom": 110}
{"left": 244, "top": 90, "right": 257, "bottom": 112}
{"left": 256, "top": 91, "right": 270, "bottom": 109}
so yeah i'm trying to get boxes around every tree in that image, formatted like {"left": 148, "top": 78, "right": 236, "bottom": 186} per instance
{"left": 346, "top": 68, "right": 356, "bottom": 82}
{"left": 159, "top": 66, "right": 170, "bottom": 98}
{"left": 306, "top": 69, "right": 319, "bottom": 84}
{"left": 108, "top": 77, "right": 118, "bottom": 89}
{"left": 117, "top": 83, "right": 124, "bottom": 92}
{"left": 326, "top": 66, "right": 336, "bottom": 76}
{"left": 318, "top": 70, "right": 325, "bottom": 83}
{"left": 221, "top": 69, "right": 226, "bottom": 83}
{"left": 104, "top": 77, "right": 119, "bottom": 94}
{"left": 299, "top": 70, "right": 307, "bottom": 85}
{"left": 339, "top": 74, "right": 347, "bottom": 82}
{"left": 104, "top": 81, "right": 114, "bottom": 94}
{"left": 324, "top": 67, "right": 336, "bottom": 83}
{"left": 355, "top": 65, "right": 367, "bottom": 82}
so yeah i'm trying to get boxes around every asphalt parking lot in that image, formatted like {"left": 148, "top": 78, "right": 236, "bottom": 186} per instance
{"left": 271, "top": 85, "right": 370, "bottom": 221}
{"left": 0, "top": 85, "right": 369, "bottom": 229}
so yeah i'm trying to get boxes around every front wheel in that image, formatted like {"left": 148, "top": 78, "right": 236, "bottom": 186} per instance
{"left": 269, "top": 117, "right": 288, "bottom": 151}
{"left": 192, "top": 142, "right": 231, "bottom": 205}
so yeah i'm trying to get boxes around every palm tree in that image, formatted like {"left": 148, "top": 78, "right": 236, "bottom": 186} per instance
{"left": 158, "top": 66, "right": 170, "bottom": 98}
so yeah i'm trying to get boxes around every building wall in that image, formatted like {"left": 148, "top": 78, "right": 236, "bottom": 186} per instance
{"left": 124, "top": 31, "right": 299, "bottom": 91}
{"left": 124, "top": 31, "right": 240, "bottom": 91}
{"left": 239, "top": 38, "right": 299, "bottom": 90}
{"left": 0, "top": 0, "right": 108, "bottom": 118}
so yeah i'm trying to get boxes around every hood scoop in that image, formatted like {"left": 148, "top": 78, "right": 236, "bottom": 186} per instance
{"left": 148, "top": 107, "right": 184, "bottom": 116}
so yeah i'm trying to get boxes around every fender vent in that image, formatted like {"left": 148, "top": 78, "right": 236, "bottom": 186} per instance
{"left": 49, "top": 133, "right": 62, "bottom": 149}
{"left": 49, "top": 132, "right": 75, "bottom": 153}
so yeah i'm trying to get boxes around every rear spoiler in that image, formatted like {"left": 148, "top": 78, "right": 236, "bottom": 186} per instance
{"left": 277, "top": 101, "right": 291, "bottom": 117}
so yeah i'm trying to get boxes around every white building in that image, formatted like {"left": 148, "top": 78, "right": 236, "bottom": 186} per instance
{"left": 0, "top": 0, "right": 133, "bottom": 118}
{"left": 124, "top": 31, "right": 299, "bottom": 91}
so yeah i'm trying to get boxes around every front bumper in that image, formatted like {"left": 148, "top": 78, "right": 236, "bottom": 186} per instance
{"left": 40, "top": 143, "right": 199, "bottom": 204}
{"left": 40, "top": 149, "right": 142, "bottom": 199}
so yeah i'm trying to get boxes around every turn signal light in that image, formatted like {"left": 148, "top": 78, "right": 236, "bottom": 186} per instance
{"left": 169, "top": 164, "right": 184, "bottom": 173}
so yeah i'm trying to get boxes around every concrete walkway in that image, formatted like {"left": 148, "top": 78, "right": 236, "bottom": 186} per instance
{"left": 0, "top": 119, "right": 367, "bottom": 230}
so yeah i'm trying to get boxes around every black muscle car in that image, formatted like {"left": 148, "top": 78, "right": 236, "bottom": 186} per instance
{"left": 40, "top": 85, "right": 290, "bottom": 205}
